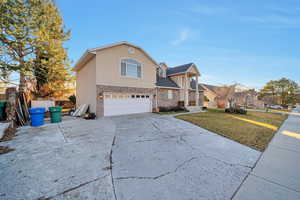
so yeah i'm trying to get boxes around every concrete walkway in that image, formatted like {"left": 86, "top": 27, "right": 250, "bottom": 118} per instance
{"left": 233, "top": 106, "right": 300, "bottom": 200}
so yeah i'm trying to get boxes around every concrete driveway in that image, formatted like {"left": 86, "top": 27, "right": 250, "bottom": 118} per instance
{"left": 0, "top": 114, "right": 260, "bottom": 200}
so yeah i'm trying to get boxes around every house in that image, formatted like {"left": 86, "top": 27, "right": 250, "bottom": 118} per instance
{"left": 201, "top": 83, "right": 264, "bottom": 108}
{"left": 73, "top": 42, "right": 204, "bottom": 117}
{"left": 201, "top": 84, "right": 234, "bottom": 108}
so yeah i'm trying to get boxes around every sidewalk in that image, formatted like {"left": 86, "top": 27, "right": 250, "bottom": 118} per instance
{"left": 233, "top": 107, "right": 300, "bottom": 200}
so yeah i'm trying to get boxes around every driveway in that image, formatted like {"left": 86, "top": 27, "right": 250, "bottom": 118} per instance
{"left": 0, "top": 114, "right": 260, "bottom": 200}
{"left": 233, "top": 107, "right": 300, "bottom": 200}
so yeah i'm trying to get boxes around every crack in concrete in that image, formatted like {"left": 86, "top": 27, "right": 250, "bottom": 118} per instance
{"left": 134, "top": 135, "right": 177, "bottom": 143}
{"left": 202, "top": 152, "right": 253, "bottom": 169}
{"left": 176, "top": 135, "right": 254, "bottom": 170}
{"left": 57, "top": 124, "right": 68, "bottom": 143}
{"left": 230, "top": 149, "right": 264, "bottom": 200}
{"left": 37, "top": 175, "right": 109, "bottom": 200}
{"left": 110, "top": 135, "right": 118, "bottom": 200}
{"left": 115, "top": 157, "right": 197, "bottom": 181}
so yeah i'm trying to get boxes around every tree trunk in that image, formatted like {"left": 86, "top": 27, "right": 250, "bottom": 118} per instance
{"left": 18, "top": 55, "right": 26, "bottom": 93}
{"left": 19, "top": 71, "right": 26, "bottom": 93}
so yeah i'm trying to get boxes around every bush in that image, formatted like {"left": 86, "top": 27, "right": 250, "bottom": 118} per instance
{"left": 225, "top": 108, "right": 247, "bottom": 115}
{"left": 84, "top": 113, "right": 96, "bottom": 120}
{"left": 159, "top": 106, "right": 187, "bottom": 112}
{"left": 68, "top": 94, "right": 76, "bottom": 105}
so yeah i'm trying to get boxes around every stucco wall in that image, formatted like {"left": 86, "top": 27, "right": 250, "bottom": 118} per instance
{"left": 95, "top": 44, "right": 157, "bottom": 88}
{"left": 76, "top": 57, "right": 97, "bottom": 113}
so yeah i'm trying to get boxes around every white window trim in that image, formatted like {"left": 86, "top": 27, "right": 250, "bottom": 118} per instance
{"left": 167, "top": 90, "right": 173, "bottom": 99}
{"left": 120, "top": 58, "right": 142, "bottom": 79}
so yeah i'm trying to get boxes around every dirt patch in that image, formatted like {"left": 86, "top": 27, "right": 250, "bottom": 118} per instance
{"left": 0, "top": 125, "right": 16, "bottom": 142}
{"left": 0, "top": 146, "right": 15, "bottom": 155}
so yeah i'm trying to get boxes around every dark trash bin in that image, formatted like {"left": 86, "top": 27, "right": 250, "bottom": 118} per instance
{"left": 0, "top": 101, "right": 7, "bottom": 121}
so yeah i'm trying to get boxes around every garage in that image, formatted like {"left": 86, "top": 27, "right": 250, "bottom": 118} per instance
{"left": 104, "top": 93, "right": 152, "bottom": 116}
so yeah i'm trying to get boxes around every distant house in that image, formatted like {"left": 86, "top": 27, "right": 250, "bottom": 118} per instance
{"left": 200, "top": 83, "right": 264, "bottom": 108}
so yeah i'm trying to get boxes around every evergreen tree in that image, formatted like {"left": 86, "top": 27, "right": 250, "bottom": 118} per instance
{"left": 32, "top": 0, "right": 73, "bottom": 98}
{"left": 0, "top": 0, "right": 73, "bottom": 97}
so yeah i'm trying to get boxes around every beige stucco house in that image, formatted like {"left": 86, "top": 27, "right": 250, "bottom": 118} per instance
{"left": 73, "top": 42, "right": 204, "bottom": 117}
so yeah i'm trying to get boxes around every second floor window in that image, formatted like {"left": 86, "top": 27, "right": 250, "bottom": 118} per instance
{"left": 121, "top": 59, "right": 141, "bottom": 78}
{"left": 157, "top": 67, "right": 164, "bottom": 77}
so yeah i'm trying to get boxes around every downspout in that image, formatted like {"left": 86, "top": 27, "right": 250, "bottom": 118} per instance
{"left": 156, "top": 88, "right": 159, "bottom": 109}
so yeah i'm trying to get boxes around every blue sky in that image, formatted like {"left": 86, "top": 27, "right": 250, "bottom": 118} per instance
{"left": 56, "top": 0, "right": 300, "bottom": 89}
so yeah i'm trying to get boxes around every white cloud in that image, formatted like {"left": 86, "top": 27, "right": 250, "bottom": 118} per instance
{"left": 171, "top": 28, "right": 191, "bottom": 46}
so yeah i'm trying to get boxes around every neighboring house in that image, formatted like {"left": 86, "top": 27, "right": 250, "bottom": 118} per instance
{"left": 200, "top": 83, "right": 264, "bottom": 108}
{"left": 0, "top": 82, "right": 17, "bottom": 101}
{"left": 201, "top": 84, "right": 234, "bottom": 108}
{"left": 73, "top": 42, "right": 204, "bottom": 117}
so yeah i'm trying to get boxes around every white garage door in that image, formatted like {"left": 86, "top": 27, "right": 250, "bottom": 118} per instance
{"left": 104, "top": 93, "right": 152, "bottom": 116}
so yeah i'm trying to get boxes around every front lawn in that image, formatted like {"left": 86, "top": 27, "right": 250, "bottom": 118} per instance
{"left": 176, "top": 109, "right": 288, "bottom": 151}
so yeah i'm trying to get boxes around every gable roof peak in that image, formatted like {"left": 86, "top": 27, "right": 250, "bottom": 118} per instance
{"left": 166, "top": 63, "right": 196, "bottom": 76}
{"left": 73, "top": 41, "right": 159, "bottom": 71}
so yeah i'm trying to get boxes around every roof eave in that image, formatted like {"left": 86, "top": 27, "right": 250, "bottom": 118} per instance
{"left": 72, "top": 50, "right": 96, "bottom": 72}
{"left": 155, "top": 86, "right": 180, "bottom": 89}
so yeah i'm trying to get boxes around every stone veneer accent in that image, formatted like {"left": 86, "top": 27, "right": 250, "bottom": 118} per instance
{"left": 189, "top": 90, "right": 204, "bottom": 106}
{"left": 96, "top": 85, "right": 155, "bottom": 117}
{"left": 157, "top": 88, "right": 180, "bottom": 107}
{"left": 189, "top": 91, "right": 196, "bottom": 101}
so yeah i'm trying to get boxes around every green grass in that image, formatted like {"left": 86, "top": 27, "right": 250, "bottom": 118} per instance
{"left": 176, "top": 108, "right": 288, "bottom": 151}
{"left": 158, "top": 110, "right": 188, "bottom": 115}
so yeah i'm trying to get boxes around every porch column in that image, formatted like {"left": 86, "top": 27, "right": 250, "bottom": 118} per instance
{"left": 195, "top": 76, "right": 199, "bottom": 106}
{"left": 184, "top": 73, "right": 189, "bottom": 107}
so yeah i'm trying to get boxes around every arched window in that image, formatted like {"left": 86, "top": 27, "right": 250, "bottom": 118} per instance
{"left": 121, "top": 59, "right": 141, "bottom": 78}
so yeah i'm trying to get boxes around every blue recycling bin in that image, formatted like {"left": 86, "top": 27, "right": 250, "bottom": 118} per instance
{"left": 29, "top": 108, "right": 45, "bottom": 127}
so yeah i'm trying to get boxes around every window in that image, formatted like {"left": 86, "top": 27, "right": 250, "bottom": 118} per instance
{"left": 121, "top": 59, "right": 141, "bottom": 78}
{"left": 157, "top": 67, "right": 164, "bottom": 77}
{"left": 168, "top": 90, "right": 173, "bottom": 99}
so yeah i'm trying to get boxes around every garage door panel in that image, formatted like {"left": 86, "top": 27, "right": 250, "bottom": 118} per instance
{"left": 104, "top": 96, "right": 151, "bottom": 116}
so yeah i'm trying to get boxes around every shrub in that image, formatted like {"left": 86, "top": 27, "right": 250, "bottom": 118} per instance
{"left": 159, "top": 106, "right": 187, "bottom": 112}
{"left": 225, "top": 108, "right": 247, "bottom": 115}
{"left": 68, "top": 94, "right": 76, "bottom": 105}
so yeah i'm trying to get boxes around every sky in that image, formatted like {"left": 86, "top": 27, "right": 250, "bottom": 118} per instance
{"left": 56, "top": 0, "right": 300, "bottom": 89}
